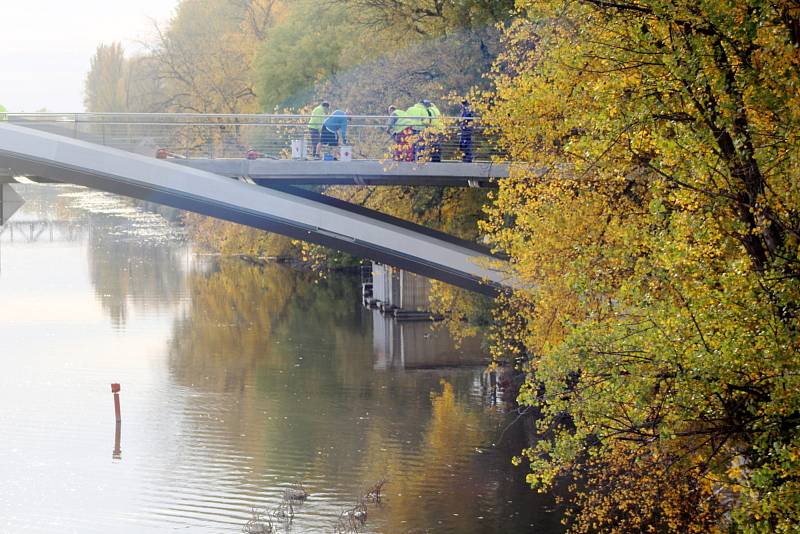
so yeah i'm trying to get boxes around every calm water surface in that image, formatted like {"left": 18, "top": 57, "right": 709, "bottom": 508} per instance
{"left": 0, "top": 184, "right": 563, "bottom": 533}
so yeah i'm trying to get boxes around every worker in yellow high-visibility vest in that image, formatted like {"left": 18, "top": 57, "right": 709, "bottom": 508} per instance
{"left": 0, "top": 103, "right": 7, "bottom": 121}
{"left": 308, "top": 100, "right": 329, "bottom": 159}
{"left": 387, "top": 105, "right": 413, "bottom": 161}
{"left": 425, "top": 100, "right": 442, "bottom": 127}
{"left": 403, "top": 100, "right": 429, "bottom": 161}
{"left": 404, "top": 100, "right": 428, "bottom": 134}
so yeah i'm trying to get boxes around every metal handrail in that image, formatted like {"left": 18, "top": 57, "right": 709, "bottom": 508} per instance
{"left": 5, "top": 112, "right": 476, "bottom": 121}
{"left": 4, "top": 112, "right": 501, "bottom": 163}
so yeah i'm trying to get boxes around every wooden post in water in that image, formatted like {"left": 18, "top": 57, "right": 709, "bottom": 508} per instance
{"left": 111, "top": 383, "right": 121, "bottom": 422}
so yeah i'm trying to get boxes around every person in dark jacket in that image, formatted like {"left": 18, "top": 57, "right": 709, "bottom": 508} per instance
{"left": 423, "top": 99, "right": 443, "bottom": 162}
{"left": 458, "top": 100, "right": 475, "bottom": 163}
{"left": 318, "top": 109, "right": 350, "bottom": 158}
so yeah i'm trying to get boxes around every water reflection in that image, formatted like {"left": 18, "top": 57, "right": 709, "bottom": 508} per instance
{"left": 0, "top": 185, "right": 563, "bottom": 533}
{"left": 166, "top": 258, "right": 563, "bottom": 532}
{"left": 79, "top": 191, "right": 187, "bottom": 328}
{"left": 0, "top": 219, "right": 83, "bottom": 243}
{"left": 113, "top": 421, "right": 122, "bottom": 461}
{"left": 372, "top": 310, "right": 486, "bottom": 369}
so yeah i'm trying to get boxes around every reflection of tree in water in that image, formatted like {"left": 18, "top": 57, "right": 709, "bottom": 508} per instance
{"left": 166, "top": 261, "right": 560, "bottom": 532}
{"left": 168, "top": 260, "right": 300, "bottom": 391}
{"left": 356, "top": 380, "right": 482, "bottom": 531}
{"left": 166, "top": 260, "right": 380, "bottom": 484}
{"left": 86, "top": 212, "right": 186, "bottom": 328}
{"left": 350, "top": 380, "right": 564, "bottom": 533}
{"left": 10, "top": 185, "right": 187, "bottom": 328}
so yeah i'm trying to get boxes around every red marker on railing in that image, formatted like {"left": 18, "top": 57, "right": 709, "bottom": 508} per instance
{"left": 111, "top": 383, "right": 121, "bottom": 422}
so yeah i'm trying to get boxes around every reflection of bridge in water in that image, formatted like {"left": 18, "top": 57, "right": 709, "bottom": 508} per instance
{"left": 372, "top": 311, "right": 486, "bottom": 370}
{"left": 0, "top": 114, "right": 515, "bottom": 294}
{"left": 0, "top": 219, "right": 84, "bottom": 243}
{"left": 366, "top": 264, "right": 489, "bottom": 369}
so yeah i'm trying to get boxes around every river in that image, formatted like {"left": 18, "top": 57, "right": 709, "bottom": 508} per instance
{"left": 0, "top": 184, "right": 563, "bottom": 533}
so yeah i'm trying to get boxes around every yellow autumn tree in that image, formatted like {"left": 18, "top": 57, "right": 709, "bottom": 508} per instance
{"left": 84, "top": 43, "right": 128, "bottom": 112}
{"left": 147, "top": 0, "right": 285, "bottom": 113}
{"left": 480, "top": 1, "right": 800, "bottom": 531}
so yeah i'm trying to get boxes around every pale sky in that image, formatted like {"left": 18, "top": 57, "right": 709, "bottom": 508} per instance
{"left": 0, "top": 0, "right": 180, "bottom": 112}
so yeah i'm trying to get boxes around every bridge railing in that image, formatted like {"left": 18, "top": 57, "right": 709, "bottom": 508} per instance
{"left": 5, "top": 113, "right": 504, "bottom": 163}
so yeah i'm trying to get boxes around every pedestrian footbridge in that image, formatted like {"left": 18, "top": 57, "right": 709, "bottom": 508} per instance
{"left": 0, "top": 118, "right": 511, "bottom": 295}
{"left": 2, "top": 112, "right": 509, "bottom": 186}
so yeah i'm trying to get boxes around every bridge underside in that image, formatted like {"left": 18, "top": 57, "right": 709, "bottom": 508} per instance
{"left": 173, "top": 158, "right": 506, "bottom": 187}
{"left": 0, "top": 123, "right": 507, "bottom": 295}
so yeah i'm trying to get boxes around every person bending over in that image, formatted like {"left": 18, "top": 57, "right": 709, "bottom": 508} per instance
{"left": 318, "top": 109, "right": 350, "bottom": 158}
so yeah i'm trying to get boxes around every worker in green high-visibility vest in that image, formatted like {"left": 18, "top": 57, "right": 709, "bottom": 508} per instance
{"left": 0, "top": 103, "right": 7, "bottom": 121}
{"left": 307, "top": 100, "right": 329, "bottom": 159}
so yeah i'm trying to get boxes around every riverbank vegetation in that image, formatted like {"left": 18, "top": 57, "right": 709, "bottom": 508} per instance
{"left": 482, "top": 1, "right": 800, "bottom": 532}
{"left": 83, "top": 0, "right": 800, "bottom": 531}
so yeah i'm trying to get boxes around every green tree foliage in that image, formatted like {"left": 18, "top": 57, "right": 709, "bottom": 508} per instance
{"left": 184, "top": 211, "right": 295, "bottom": 259}
{"left": 255, "top": 1, "right": 356, "bottom": 110}
{"left": 84, "top": 1, "right": 284, "bottom": 113}
{"left": 121, "top": 55, "right": 168, "bottom": 112}
{"left": 318, "top": 28, "right": 501, "bottom": 114}
{"left": 255, "top": 0, "right": 514, "bottom": 110}
{"left": 481, "top": 0, "right": 800, "bottom": 531}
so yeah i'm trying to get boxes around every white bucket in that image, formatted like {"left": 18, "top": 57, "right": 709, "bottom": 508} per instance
{"left": 291, "top": 139, "right": 307, "bottom": 160}
{"left": 340, "top": 145, "right": 353, "bottom": 162}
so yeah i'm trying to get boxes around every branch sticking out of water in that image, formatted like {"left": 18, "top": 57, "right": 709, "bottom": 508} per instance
{"left": 242, "top": 509, "right": 274, "bottom": 534}
{"left": 363, "top": 477, "right": 388, "bottom": 504}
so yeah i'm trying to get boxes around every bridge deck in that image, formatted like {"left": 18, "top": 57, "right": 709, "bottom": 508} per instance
{"left": 173, "top": 158, "right": 507, "bottom": 186}
{"left": 0, "top": 123, "right": 508, "bottom": 294}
